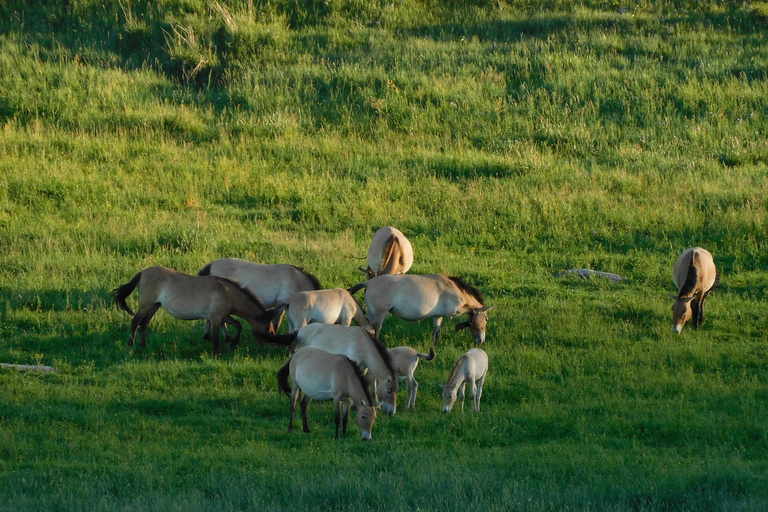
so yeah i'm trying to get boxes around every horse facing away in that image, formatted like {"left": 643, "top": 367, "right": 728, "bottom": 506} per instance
{"left": 387, "top": 345, "right": 435, "bottom": 410}
{"left": 277, "top": 346, "right": 380, "bottom": 440}
{"left": 198, "top": 259, "right": 322, "bottom": 333}
{"left": 440, "top": 348, "right": 488, "bottom": 413}
{"left": 360, "top": 226, "right": 414, "bottom": 280}
{"left": 349, "top": 274, "right": 492, "bottom": 346}
{"left": 256, "top": 323, "right": 398, "bottom": 415}
{"left": 670, "top": 247, "right": 719, "bottom": 334}
{"left": 114, "top": 266, "right": 273, "bottom": 353}
{"left": 278, "top": 288, "right": 374, "bottom": 334}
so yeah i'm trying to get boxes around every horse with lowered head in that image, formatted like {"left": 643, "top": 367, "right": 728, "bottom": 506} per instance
{"left": 278, "top": 288, "right": 374, "bottom": 334}
{"left": 349, "top": 274, "right": 492, "bottom": 346}
{"left": 114, "top": 266, "right": 273, "bottom": 353}
{"left": 670, "top": 247, "right": 719, "bottom": 334}
{"left": 360, "top": 226, "right": 414, "bottom": 280}
{"left": 440, "top": 348, "right": 488, "bottom": 413}
{"left": 277, "top": 346, "right": 380, "bottom": 440}
{"left": 198, "top": 258, "right": 322, "bottom": 333}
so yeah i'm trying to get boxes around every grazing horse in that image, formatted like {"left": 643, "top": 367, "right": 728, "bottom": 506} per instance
{"left": 278, "top": 288, "right": 374, "bottom": 334}
{"left": 114, "top": 266, "right": 272, "bottom": 353}
{"left": 256, "top": 324, "right": 398, "bottom": 415}
{"left": 440, "top": 348, "right": 488, "bottom": 413}
{"left": 349, "top": 274, "right": 492, "bottom": 345}
{"left": 360, "top": 226, "right": 414, "bottom": 280}
{"left": 388, "top": 346, "right": 435, "bottom": 410}
{"left": 198, "top": 259, "right": 322, "bottom": 333}
{"left": 277, "top": 346, "right": 379, "bottom": 440}
{"left": 670, "top": 247, "right": 719, "bottom": 334}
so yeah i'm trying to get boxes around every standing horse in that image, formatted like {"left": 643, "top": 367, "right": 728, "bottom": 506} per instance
{"left": 114, "top": 266, "right": 272, "bottom": 353}
{"left": 360, "top": 226, "right": 414, "bottom": 280}
{"left": 279, "top": 288, "right": 374, "bottom": 334}
{"left": 349, "top": 274, "right": 492, "bottom": 345}
{"left": 388, "top": 345, "right": 435, "bottom": 410}
{"left": 277, "top": 346, "right": 379, "bottom": 440}
{"left": 257, "top": 324, "right": 398, "bottom": 415}
{"left": 440, "top": 348, "right": 488, "bottom": 413}
{"left": 670, "top": 247, "right": 719, "bottom": 333}
{"left": 198, "top": 259, "right": 322, "bottom": 333}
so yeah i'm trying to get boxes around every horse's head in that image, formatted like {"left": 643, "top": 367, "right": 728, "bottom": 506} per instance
{"left": 670, "top": 294, "right": 695, "bottom": 333}
{"left": 352, "top": 400, "right": 378, "bottom": 441}
{"left": 455, "top": 306, "right": 493, "bottom": 344}
{"left": 376, "top": 376, "right": 398, "bottom": 416}
{"left": 439, "top": 383, "right": 458, "bottom": 413}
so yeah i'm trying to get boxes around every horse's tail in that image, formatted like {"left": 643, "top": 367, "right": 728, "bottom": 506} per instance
{"left": 417, "top": 347, "right": 436, "bottom": 362}
{"left": 254, "top": 329, "right": 297, "bottom": 347}
{"left": 348, "top": 282, "right": 368, "bottom": 296}
{"left": 114, "top": 272, "right": 142, "bottom": 316}
{"left": 197, "top": 263, "right": 212, "bottom": 276}
{"left": 276, "top": 358, "right": 292, "bottom": 396}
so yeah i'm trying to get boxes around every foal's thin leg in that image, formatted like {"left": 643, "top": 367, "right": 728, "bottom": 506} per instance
{"left": 341, "top": 399, "right": 352, "bottom": 437}
{"left": 459, "top": 382, "right": 466, "bottom": 412}
{"left": 224, "top": 316, "right": 242, "bottom": 349}
{"left": 406, "top": 376, "right": 418, "bottom": 410}
{"left": 334, "top": 399, "right": 342, "bottom": 439}
{"left": 289, "top": 388, "right": 301, "bottom": 433}
{"left": 300, "top": 395, "right": 312, "bottom": 433}
{"left": 475, "top": 375, "right": 486, "bottom": 412}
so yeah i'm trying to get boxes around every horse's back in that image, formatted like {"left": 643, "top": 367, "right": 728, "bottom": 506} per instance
{"left": 204, "top": 259, "right": 317, "bottom": 307}
{"left": 367, "top": 227, "right": 414, "bottom": 276}
{"left": 673, "top": 247, "right": 716, "bottom": 293}
{"left": 466, "top": 348, "right": 489, "bottom": 377}
{"left": 291, "top": 347, "right": 349, "bottom": 401}
{"left": 367, "top": 274, "right": 460, "bottom": 318}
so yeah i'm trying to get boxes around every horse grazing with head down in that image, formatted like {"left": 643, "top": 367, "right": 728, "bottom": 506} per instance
{"left": 440, "top": 348, "right": 488, "bottom": 413}
{"left": 349, "top": 274, "right": 492, "bottom": 346}
{"left": 278, "top": 288, "right": 374, "bottom": 334}
{"left": 277, "top": 346, "right": 380, "bottom": 440}
{"left": 670, "top": 247, "right": 719, "bottom": 334}
{"left": 387, "top": 345, "right": 435, "bottom": 410}
{"left": 360, "top": 226, "right": 414, "bottom": 280}
{"left": 114, "top": 266, "right": 273, "bottom": 353}
{"left": 198, "top": 259, "right": 322, "bottom": 333}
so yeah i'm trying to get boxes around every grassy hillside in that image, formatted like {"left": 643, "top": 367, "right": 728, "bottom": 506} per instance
{"left": 1, "top": 1, "right": 767, "bottom": 510}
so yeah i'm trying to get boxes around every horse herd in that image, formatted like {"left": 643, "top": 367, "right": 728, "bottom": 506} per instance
{"left": 114, "top": 226, "right": 718, "bottom": 441}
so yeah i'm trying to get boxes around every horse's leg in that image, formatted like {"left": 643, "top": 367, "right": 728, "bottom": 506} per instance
{"left": 432, "top": 317, "right": 444, "bottom": 346}
{"left": 699, "top": 292, "right": 710, "bottom": 327}
{"left": 406, "top": 375, "right": 419, "bottom": 410}
{"left": 475, "top": 374, "right": 486, "bottom": 412}
{"left": 459, "top": 381, "right": 466, "bottom": 412}
{"left": 224, "top": 316, "right": 242, "bottom": 349}
{"left": 289, "top": 387, "right": 300, "bottom": 433}
{"left": 334, "top": 399, "right": 342, "bottom": 439}
{"left": 138, "top": 303, "right": 161, "bottom": 348}
{"left": 341, "top": 399, "right": 352, "bottom": 437}
{"left": 203, "top": 319, "right": 212, "bottom": 341}
{"left": 271, "top": 306, "right": 286, "bottom": 333}
{"left": 300, "top": 395, "right": 312, "bottom": 433}
{"left": 469, "top": 379, "right": 479, "bottom": 412}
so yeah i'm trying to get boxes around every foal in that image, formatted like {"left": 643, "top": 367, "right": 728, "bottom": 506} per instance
{"left": 440, "top": 348, "right": 488, "bottom": 413}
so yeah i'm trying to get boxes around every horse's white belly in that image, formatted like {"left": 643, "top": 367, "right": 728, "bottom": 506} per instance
{"left": 158, "top": 289, "right": 208, "bottom": 320}
{"left": 390, "top": 294, "right": 458, "bottom": 320}
{"left": 295, "top": 367, "right": 335, "bottom": 401}
{"left": 311, "top": 302, "right": 344, "bottom": 323}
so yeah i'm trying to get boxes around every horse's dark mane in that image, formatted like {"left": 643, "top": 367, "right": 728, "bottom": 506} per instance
{"left": 291, "top": 265, "right": 323, "bottom": 290}
{"left": 344, "top": 356, "right": 374, "bottom": 404}
{"left": 368, "top": 335, "right": 396, "bottom": 376}
{"left": 448, "top": 276, "right": 485, "bottom": 306}
{"left": 198, "top": 263, "right": 212, "bottom": 276}
{"left": 216, "top": 276, "right": 267, "bottom": 311}
{"left": 678, "top": 253, "right": 699, "bottom": 298}
{"left": 445, "top": 355, "right": 466, "bottom": 387}
{"left": 378, "top": 234, "right": 397, "bottom": 274}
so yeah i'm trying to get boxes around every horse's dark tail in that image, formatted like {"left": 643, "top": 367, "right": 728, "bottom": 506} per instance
{"left": 254, "top": 329, "right": 297, "bottom": 347}
{"left": 198, "top": 263, "right": 212, "bottom": 276}
{"left": 277, "top": 359, "right": 292, "bottom": 396}
{"left": 417, "top": 347, "right": 436, "bottom": 362}
{"left": 114, "top": 272, "right": 142, "bottom": 316}
{"left": 348, "top": 282, "right": 368, "bottom": 295}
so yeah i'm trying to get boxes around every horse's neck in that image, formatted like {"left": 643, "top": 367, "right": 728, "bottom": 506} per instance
{"left": 447, "top": 362, "right": 466, "bottom": 388}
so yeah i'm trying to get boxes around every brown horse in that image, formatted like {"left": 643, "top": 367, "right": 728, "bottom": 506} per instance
{"left": 198, "top": 259, "right": 322, "bottom": 333}
{"left": 360, "top": 226, "right": 414, "bottom": 280}
{"left": 114, "top": 266, "right": 273, "bottom": 352}
{"left": 670, "top": 247, "right": 719, "bottom": 333}
{"left": 349, "top": 274, "right": 492, "bottom": 345}
{"left": 277, "top": 346, "right": 380, "bottom": 440}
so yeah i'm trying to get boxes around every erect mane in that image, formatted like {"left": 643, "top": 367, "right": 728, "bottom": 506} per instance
{"left": 445, "top": 355, "right": 466, "bottom": 387}
{"left": 344, "top": 356, "right": 374, "bottom": 405}
{"left": 378, "top": 235, "right": 397, "bottom": 274}
{"left": 291, "top": 265, "right": 323, "bottom": 291}
{"left": 448, "top": 276, "right": 485, "bottom": 306}
{"left": 678, "top": 252, "right": 699, "bottom": 299}
{"left": 369, "top": 335, "right": 396, "bottom": 376}
{"left": 216, "top": 276, "right": 266, "bottom": 311}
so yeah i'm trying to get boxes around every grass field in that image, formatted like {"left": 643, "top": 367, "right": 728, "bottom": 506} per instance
{"left": 1, "top": 1, "right": 767, "bottom": 510}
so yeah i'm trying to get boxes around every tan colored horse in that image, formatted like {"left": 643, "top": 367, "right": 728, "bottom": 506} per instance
{"left": 256, "top": 324, "right": 398, "bottom": 415}
{"left": 388, "top": 346, "right": 435, "bottom": 410}
{"left": 198, "top": 258, "right": 322, "bottom": 333}
{"left": 349, "top": 274, "right": 492, "bottom": 345}
{"left": 277, "top": 346, "right": 379, "bottom": 440}
{"left": 360, "top": 226, "right": 414, "bottom": 279}
{"left": 114, "top": 266, "right": 271, "bottom": 353}
{"left": 279, "top": 288, "right": 374, "bottom": 334}
{"left": 670, "top": 247, "right": 719, "bottom": 333}
{"left": 440, "top": 348, "right": 488, "bottom": 413}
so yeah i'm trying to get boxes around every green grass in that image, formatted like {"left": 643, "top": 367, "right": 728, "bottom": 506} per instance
{"left": 1, "top": 0, "right": 768, "bottom": 510}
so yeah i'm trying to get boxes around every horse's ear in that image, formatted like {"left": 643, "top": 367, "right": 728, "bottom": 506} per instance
{"left": 683, "top": 296, "right": 695, "bottom": 303}
{"left": 358, "top": 267, "right": 367, "bottom": 274}
{"left": 455, "top": 321, "right": 470, "bottom": 331}
{"left": 438, "top": 383, "right": 446, "bottom": 390}
{"left": 373, "top": 401, "right": 383, "bottom": 409}
{"left": 667, "top": 293, "right": 678, "bottom": 300}
{"left": 478, "top": 306, "right": 493, "bottom": 312}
